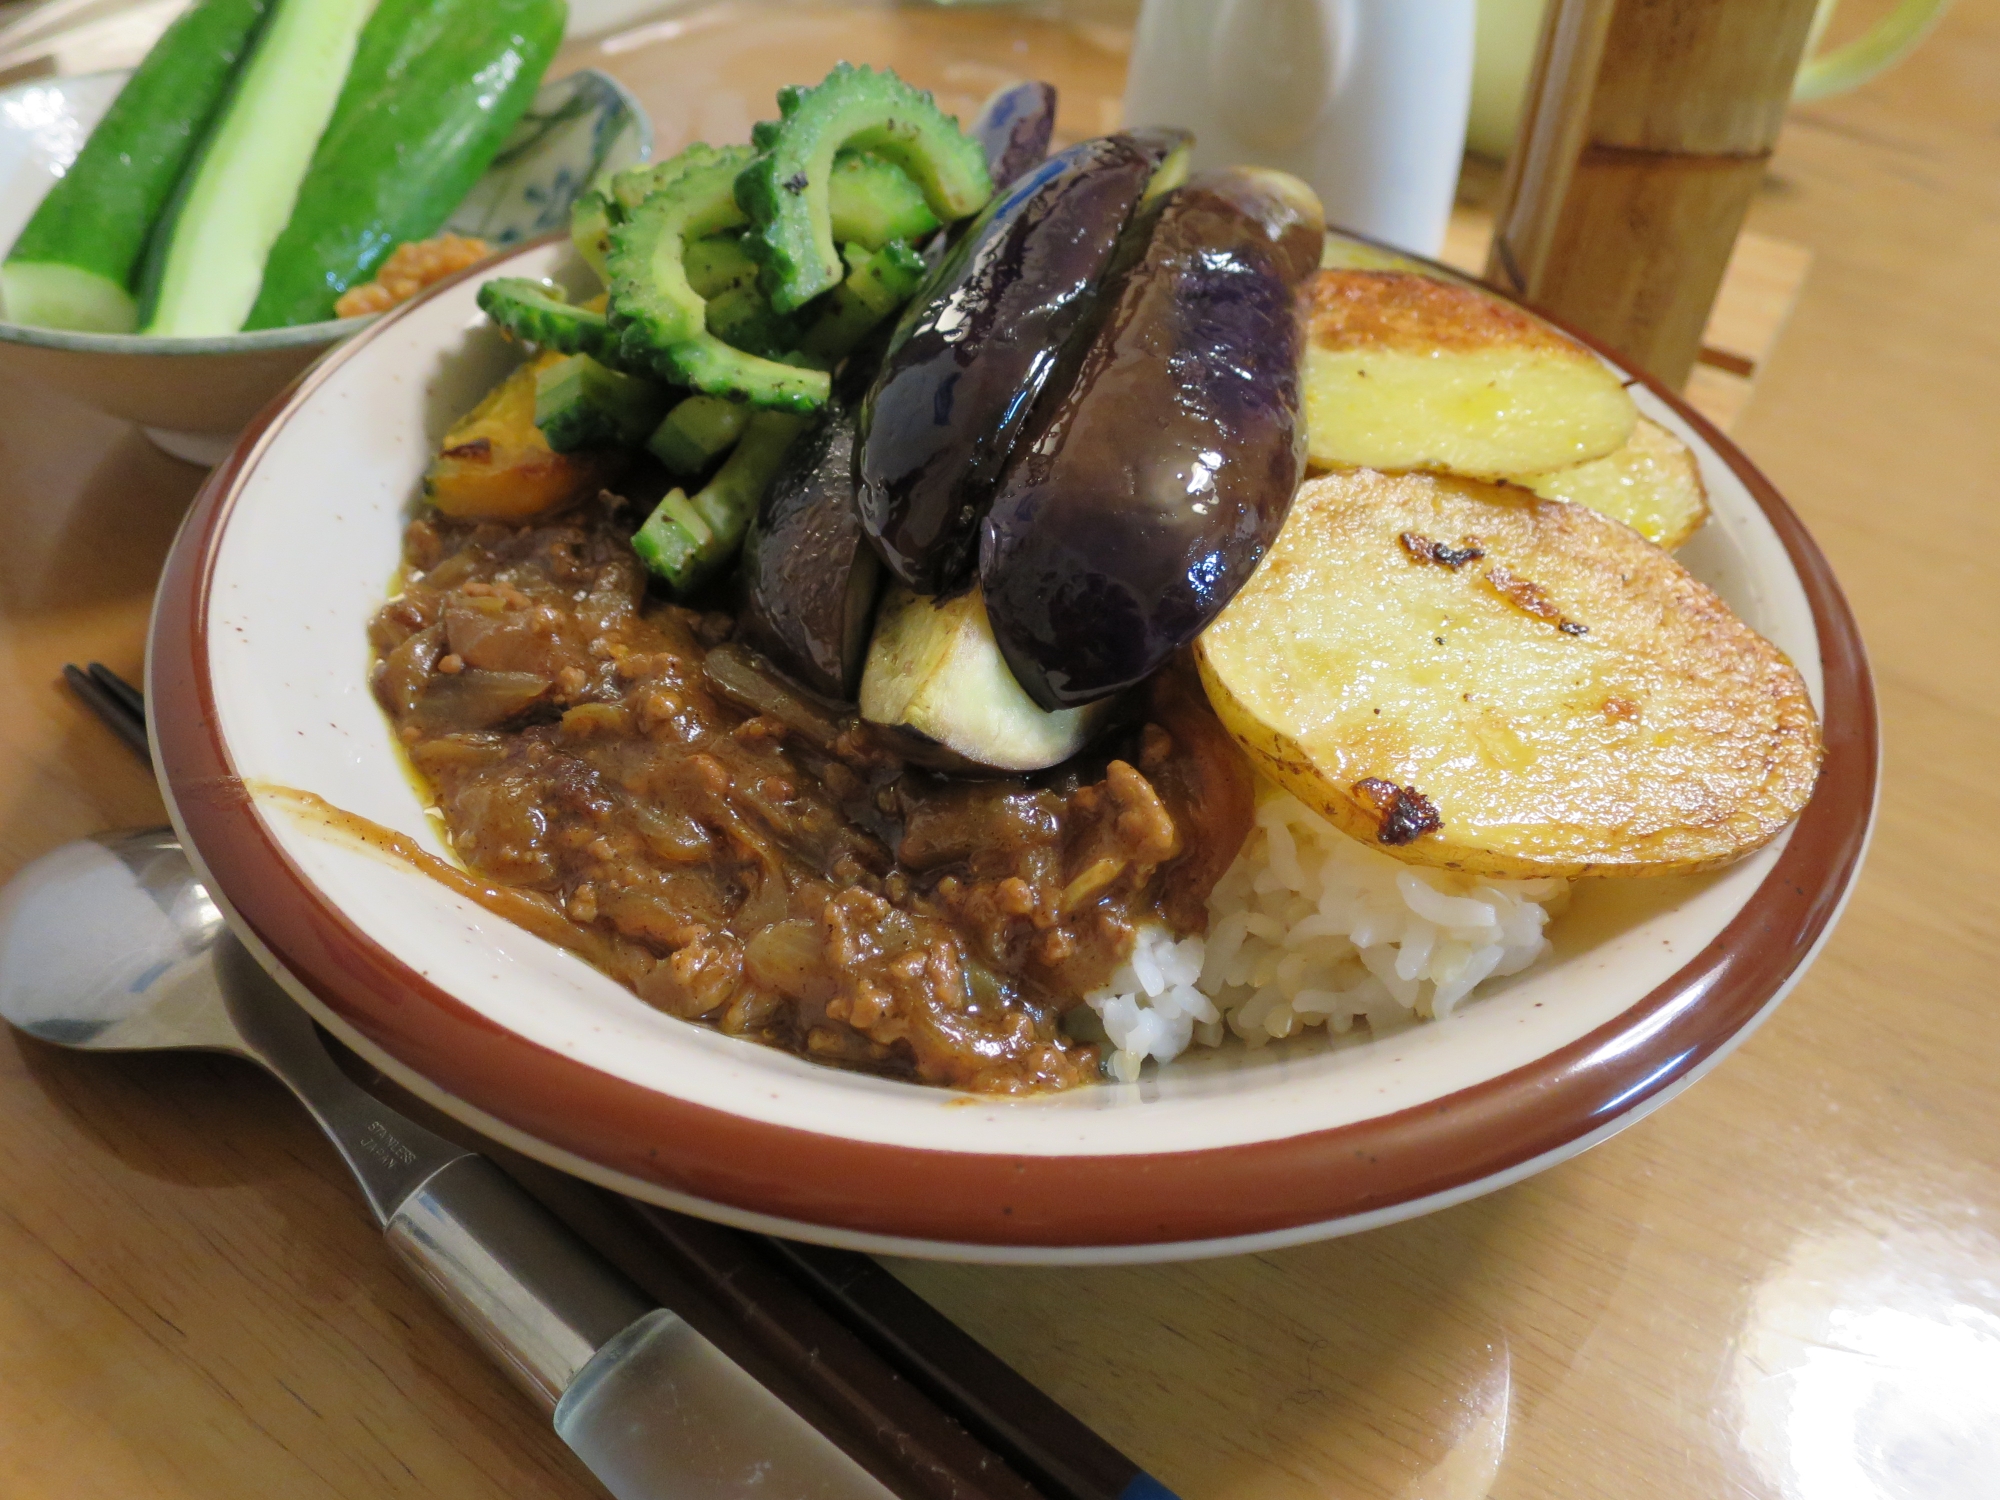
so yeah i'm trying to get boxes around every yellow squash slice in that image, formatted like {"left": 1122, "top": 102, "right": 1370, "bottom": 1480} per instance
{"left": 424, "top": 352, "right": 624, "bottom": 521}
{"left": 1195, "top": 469, "right": 1821, "bottom": 878}
{"left": 1303, "top": 269, "right": 1636, "bottom": 480}
{"left": 1522, "top": 415, "right": 1709, "bottom": 550}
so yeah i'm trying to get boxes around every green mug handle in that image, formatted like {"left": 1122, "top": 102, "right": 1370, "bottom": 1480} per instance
{"left": 1795, "top": 0, "right": 1956, "bottom": 102}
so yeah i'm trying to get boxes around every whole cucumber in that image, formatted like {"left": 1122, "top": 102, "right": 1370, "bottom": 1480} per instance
{"left": 138, "top": 0, "right": 378, "bottom": 336}
{"left": 979, "top": 169, "right": 1326, "bottom": 710}
{"left": 0, "top": 0, "right": 270, "bottom": 333}
{"left": 243, "top": 0, "right": 566, "bottom": 329}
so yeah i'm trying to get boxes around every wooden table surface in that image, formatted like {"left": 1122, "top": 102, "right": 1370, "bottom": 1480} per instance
{"left": 4, "top": 2, "right": 1997, "bottom": 1496}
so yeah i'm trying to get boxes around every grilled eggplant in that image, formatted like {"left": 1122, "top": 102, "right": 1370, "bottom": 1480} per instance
{"left": 980, "top": 168, "right": 1325, "bottom": 710}
{"left": 738, "top": 401, "right": 880, "bottom": 701}
{"left": 855, "top": 129, "right": 1189, "bottom": 595}
{"left": 970, "top": 80, "right": 1057, "bottom": 189}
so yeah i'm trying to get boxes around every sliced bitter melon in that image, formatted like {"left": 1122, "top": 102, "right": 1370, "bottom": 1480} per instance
{"left": 478, "top": 277, "right": 615, "bottom": 358}
{"left": 532, "top": 353, "right": 670, "bottom": 452}
{"left": 828, "top": 150, "right": 939, "bottom": 250}
{"left": 703, "top": 282, "right": 800, "bottom": 357}
{"left": 734, "top": 64, "right": 992, "bottom": 312}
{"left": 579, "top": 161, "right": 752, "bottom": 288}
{"left": 649, "top": 393, "right": 749, "bottom": 476}
{"left": 633, "top": 410, "right": 811, "bottom": 593}
{"left": 608, "top": 149, "right": 714, "bottom": 213}
{"left": 799, "top": 239, "right": 927, "bottom": 359}
{"left": 684, "top": 232, "right": 760, "bottom": 299}
{"left": 570, "top": 188, "right": 615, "bottom": 279}
{"left": 606, "top": 143, "right": 831, "bottom": 413}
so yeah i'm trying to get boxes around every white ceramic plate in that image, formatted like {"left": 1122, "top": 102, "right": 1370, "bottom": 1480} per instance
{"left": 149, "top": 236, "right": 1877, "bottom": 1264}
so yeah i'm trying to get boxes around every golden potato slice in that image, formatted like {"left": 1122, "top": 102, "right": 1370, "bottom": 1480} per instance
{"left": 1304, "top": 270, "right": 1636, "bottom": 480}
{"left": 1523, "top": 416, "right": 1709, "bottom": 550}
{"left": 1319, "top": 233, "right": 1435, "bottom": 273}
{"left": 1195, "top": 470, "right": 1821, "bottom": 877}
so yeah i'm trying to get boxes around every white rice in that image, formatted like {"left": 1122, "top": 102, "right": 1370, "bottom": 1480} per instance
{"left": 1085, "top": 785, "right": 1569, "bottom": 1082}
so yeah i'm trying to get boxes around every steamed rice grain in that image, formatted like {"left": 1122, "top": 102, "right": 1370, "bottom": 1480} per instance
{"left": 1085, "top": 786, "right": 1568, "bottom": 1081}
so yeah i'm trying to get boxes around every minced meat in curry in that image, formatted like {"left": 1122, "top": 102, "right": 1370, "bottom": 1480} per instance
{"left": 369, "top": 495, "right": 1254, "bottom": 1092}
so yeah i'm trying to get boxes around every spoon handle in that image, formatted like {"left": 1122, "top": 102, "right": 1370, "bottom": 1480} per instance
{"left": 212, "top": 939, "right": 657, "bottom": 1404}
{"left": 209, "top": 935, "right": 474, "bottom": 1220}
{"left": 219, "top": 936, "right": 893, "bottom": 1492}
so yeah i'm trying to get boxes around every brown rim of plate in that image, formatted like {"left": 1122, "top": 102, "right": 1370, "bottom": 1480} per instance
{"left": 149, "top": 233, "right": 1878, "bottom": 1249}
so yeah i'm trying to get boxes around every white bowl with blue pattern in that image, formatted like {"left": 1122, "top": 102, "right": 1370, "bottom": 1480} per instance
{"left": 0, "top": 66, "right": 649, "bottom": 463}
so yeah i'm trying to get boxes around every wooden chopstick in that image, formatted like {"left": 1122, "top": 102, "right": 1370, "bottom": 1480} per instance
{"left": 68, "top": 659, "right": 1179, "bottom": 1500}
{"left": 764, "top": 1237, "right": 1171, "bottom": 1500}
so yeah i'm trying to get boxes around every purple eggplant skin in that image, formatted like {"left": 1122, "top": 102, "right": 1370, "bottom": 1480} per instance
{"left": 970, "top": 80, "right": 1056, "bottom": 189}
{"left": 856, "top": 128, "right": 1189, "bottom": 596}
{"left": 979, "top": 168, "right": 1327, "bottom": 710}
{"left": 739, "top": 400, "right": 881, "bottom": 702}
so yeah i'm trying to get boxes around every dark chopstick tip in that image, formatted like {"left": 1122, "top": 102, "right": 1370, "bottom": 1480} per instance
{"left": 63, "top": 662, "right": 150, "bottom": 759}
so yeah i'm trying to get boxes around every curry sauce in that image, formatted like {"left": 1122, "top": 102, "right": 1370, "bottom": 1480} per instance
{"left": 369, "top": 497, "right": 1254, "bottom": 1092}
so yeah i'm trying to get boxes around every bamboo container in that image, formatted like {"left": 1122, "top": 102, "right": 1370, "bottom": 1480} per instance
{"left": 1486, "top": 0, "right": 1823, "bottom": 387}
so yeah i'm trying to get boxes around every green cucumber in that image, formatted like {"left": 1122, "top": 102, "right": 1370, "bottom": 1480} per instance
{"left": 633, "top": 411, "right": 810, "bottom": 593}
{"left": 243, "top": 0, "right": 566, "bottom": 329}
{"left": 648, "top": 393, "right": 749, "bottom": 476}
{"left": 735, "top": 64, "right": 991, "bottom": 312}
{"left": 605, "top": 144, "right": 830, "bottom": 413}
{"left": 799, "top": 239, "right": 926, "bottom": 359}
{"left": 478, "top": 278, "right": 614, "bottom": 357}
{"left": 0, "top": 0, "right": 270, "bottom": 333}
{"left": 828, "top": 151, "right": 939, "bottom": 250}
{"left": 138, "top": 0, "right": 377, "bottom": 335}
{"left": 534, "top": 353, "right": 669, "bottom": 451}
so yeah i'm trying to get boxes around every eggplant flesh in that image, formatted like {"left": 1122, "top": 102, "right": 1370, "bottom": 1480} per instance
{"left": 738, "top": 401, "right": 880, "bottom": 701}
{"left": 970, "top": 80, "right": 1057, "bottom": 189}
{"left": 856, "top": 129, "right": 1189, "bottom": 596}
{"left": 858, "top": 583, "right": 1119, "bottom": 773}
{"left": 980, "top": 168, "right": 1325, "bottom": 710}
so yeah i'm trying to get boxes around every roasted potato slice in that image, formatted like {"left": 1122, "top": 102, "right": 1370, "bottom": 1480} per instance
{"left": 1521, "top": 415, "right": 1709, "bottom": 550}
{"left": 1319, "top": 233, "right": 1435, "bottom": 274}
{"left": 1304, "top": 269, "right": 1636, "bottom": 479}
{"left": 1195, "top": 470, "right": 1821, "bottom": 877}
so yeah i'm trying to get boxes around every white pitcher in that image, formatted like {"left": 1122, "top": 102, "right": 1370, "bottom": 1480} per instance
{"left": 1121, "top": 0, "right": 1476, "bottom": 257}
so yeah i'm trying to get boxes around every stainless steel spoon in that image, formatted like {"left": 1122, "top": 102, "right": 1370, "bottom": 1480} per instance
{"left": 0, "top": 828, "right": 893, "bottom": 1500}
